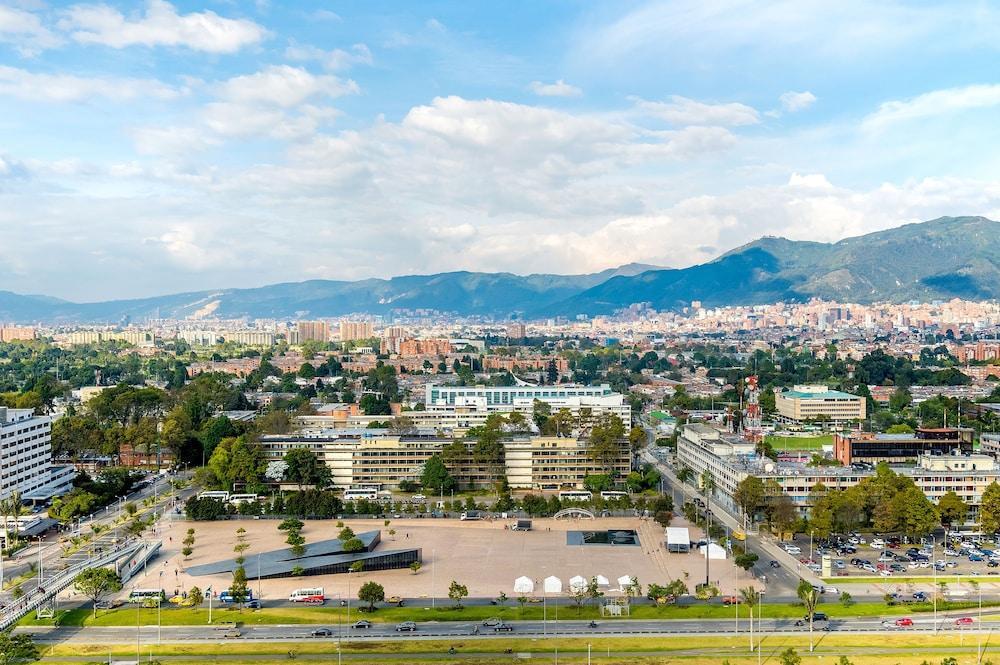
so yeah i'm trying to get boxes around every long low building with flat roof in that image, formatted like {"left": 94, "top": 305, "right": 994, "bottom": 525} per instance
{"left": 259, "top": 430, "right": 630, "bottom": 492}
{"left": 677, "top": 423, "right": 998, "bottom": 520}
{"left": 425, "top": 383, "right": 632, "bottom": 426}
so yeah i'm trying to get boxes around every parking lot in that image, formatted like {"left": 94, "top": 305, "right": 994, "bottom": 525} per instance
{"left": 781, "top": 531, "right": 1000, "bottom": 581}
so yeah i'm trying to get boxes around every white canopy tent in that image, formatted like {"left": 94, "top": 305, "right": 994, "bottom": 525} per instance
{"left": 513, "top": 576, "right": 535, "bottom": 594}
{"left": 543, "top": 576, "right": 563, "bottom": 594}
{"left": 595, "top": 575, "right": 610, "bottom": 588}
{"left": 568, "top": 575, "right": 587, "bottom": 592}
{"left": 617, "top": 575, "right": 636, "bottom": 592}
{"left": 665, "top": 527, "right": 691, "bottom": 553}
{"left": 700, "top": 543, "right": 727, "bottom": 560}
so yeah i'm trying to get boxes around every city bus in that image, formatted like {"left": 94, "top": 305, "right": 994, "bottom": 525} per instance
{"left": 228, "top": 493, "right": 259, "bottom": 505}
{"left": 198, "top": 491, "right": 230, "bottom": 501}
{"left": 558, "top": 491, "right": 593, "bottom": 502}
{"left": 600, "top": 491, "right": 629, "bottom": 501}
{"left": 220, "top": 589, "right": 254, "bottom": 603}
{"left": 288, "top": 587, "right": 325, "bottom": 603}
{"left": 128, "top": 589, "right": 165, "bottom": 603}
{"left": 343, "top": 488, "right": 378, "bottom": 501}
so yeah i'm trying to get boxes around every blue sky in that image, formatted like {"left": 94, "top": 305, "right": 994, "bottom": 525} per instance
{"left": 4, "top": 1, "right": 1000, "bottom": 301}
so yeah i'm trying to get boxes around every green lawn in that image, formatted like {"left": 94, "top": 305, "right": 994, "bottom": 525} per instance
{"left": 23, "top": 598, "right": 999, "bottom": 629}
{"left": 766, "top": 434, "right": 833, "bottom": 451}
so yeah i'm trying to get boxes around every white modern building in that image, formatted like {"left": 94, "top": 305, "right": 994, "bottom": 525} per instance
{"left": 424, "top": 383, "right": 632, "bottom": 426}
{"left": 0, "top": 407, "right": 76, "bottom": 503}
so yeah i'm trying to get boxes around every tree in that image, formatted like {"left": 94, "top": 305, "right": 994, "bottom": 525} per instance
{"left": 982, "top": 482, "right": 1000, "bottom": 534}
{"left": 73, "top": 568, "right": 122, "bottom": 617}
{"left": 937, "top": 491, "right": 968, "bottom": 527}
{"left": 358, "top": 581, "right": 385, "bottom": 611}
{"left": 587, "top": 576, "right": 605, "bottom": 607}
{"left": 740, "top": 586, "right": 760, "bottom": 651}
{"left": 0, "top": 631, "right": 39, "bottom": 665}
{"left": 188, "top": 586, "right": 204, "bottom": 606}
{"left": 733, "top": 476, "right": 765, "bottom": 524}
{"left": 448, "top": 580, "right": 469, "bottom": 608}
{"left": 409, "top": 561, "right": 422, "bottom": 574}
{"left": 338, "top": 526, "right": 356, "bottom": 541}
{"left": 734, "top": 552, "right": 759, "bottom": 571}
{"left": 587, "top": 414, "right": 626, "bottom": 473}
{"left": 797, "top": 579, "right": 818, "bottom": 652}
{"left": 421, "top": 454, "right": 456, "bottom": 493}
{"left": 229, "top": 565, "right": 249, "bottom": 609}
{"left": 283, "top": 448, "right": 330, "bottom": 490}
{"left": 779, "top": 647, "right": 801, "bottom": 665}
{"left": 343, "top": 537, "right": 364, "bottom": 553}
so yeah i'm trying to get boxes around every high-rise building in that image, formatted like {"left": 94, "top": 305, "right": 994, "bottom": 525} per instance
{"left": 297, "top": 320, "right": 331, "bottom": 343}
{"left": 0, "top": 407, "right": 75, "bottom": 505}
{"left": 0, "top": 327, "right": 35, "bottom": 342}
{"left": 339, "top": 320, "right": 374, "bottom": 342}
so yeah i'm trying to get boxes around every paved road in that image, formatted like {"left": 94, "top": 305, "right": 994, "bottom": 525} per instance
{"left": 21, "top": 612, "right": 995, "bottom": 645}
{"left": 1, "top": 472, "right": 189, "bottom": 606}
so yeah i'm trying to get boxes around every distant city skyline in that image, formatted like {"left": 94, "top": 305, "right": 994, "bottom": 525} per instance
{"left": 6, "top": 1, "right": 1000, "bottom": 300}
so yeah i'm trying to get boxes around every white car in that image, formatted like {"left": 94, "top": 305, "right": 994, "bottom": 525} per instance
{"left": 411, "top": 494, "right": 426, "bottom": 501}
{"left": 871, "top": 538, "right": 886, "bottom": 546}
{"left": 879, "top": 569, "right": 893, "bottom": 577}
{"left": 871, "top": 543, "right": 884, "bottom": 550}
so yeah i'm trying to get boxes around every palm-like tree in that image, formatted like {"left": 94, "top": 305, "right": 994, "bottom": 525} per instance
{"left": 1, "top": 491, "right": 24, "bottom": 550}
{"left": 740, "top": 586, "right": 760, "bottom": 651}
{"left": 797, "top": 579, "right": 818, "bottom": 652}
{"left": 676, "top": 466, "right": 694, "bottom": 484}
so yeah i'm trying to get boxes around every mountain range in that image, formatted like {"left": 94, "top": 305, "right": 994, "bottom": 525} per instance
{"left": 3, "top": 216, "right": 1000, "bottom": 323}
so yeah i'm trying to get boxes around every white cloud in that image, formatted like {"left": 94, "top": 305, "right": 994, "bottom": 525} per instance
{"left": 59, "top": 0, "right": 267, "bottom": 53}
{"left": 528, "top": 79, "right": 582, "bottom": 98}
{"left": 634, "top": 95, "right": 760, "bottom": 126}
{"left": 217, "top": 65, "right": 357, "bottom": 107}
{"left": 864, "top": 84, "right": 1000, "bottom": 130}
{"left": 284, "top": 42, "right": 373, "bottom": 71}
{"left": 0, "top": 65, "right": 180, "bottom": 102}
{"left": 0, "top": 5, "right": 61, "bottom": 55}
{"left": 780, "top": 90, "right": 817, "bottom": 112}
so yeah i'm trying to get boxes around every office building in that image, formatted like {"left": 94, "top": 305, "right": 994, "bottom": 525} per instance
{"left": 258, "top": 431, "right": 628, "bottom": 491}
{"left": 425, "top": 383, "right": 631, "bottom": 424}
{"left": 834, "top": 427, "right": 974, "bottom": 465}
{"left": 0, "top": 407, "right": 75, "bottom": 503}
{"left": 774, "top": 384, "right": 866, "bottom": 426}
{"left": 676, "top": 423, "right": 1000, "bottom": 516}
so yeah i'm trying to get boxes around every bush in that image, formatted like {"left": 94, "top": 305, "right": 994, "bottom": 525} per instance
{"left": 184, "top": 497, "right": 229, "bottom": 521}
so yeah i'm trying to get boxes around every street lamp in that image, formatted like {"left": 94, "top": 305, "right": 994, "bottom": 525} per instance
{"left": 158, "top": 571, "right": 163, "bottom": 644}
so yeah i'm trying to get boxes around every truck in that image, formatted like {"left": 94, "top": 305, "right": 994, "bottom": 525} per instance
{"left": 512, "top": 519, "right": 532, "bottom": 531}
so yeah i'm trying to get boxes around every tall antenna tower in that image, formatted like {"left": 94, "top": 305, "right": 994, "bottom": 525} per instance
{"left": 743, "top": 374, "right": 763, "bottom": 443}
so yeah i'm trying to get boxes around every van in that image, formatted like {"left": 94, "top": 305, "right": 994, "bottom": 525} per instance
{"left": 460, "top": 511, "right": 483, "bottom": 521}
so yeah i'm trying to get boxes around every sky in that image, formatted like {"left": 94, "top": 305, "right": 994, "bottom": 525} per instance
{"left": 5, "top": 1, "right": 1000, "bottom": 301}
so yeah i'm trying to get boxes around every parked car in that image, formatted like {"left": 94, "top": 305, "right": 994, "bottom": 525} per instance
{"left": 913, "top": 592, "right": 927, "bottom": 601}
{"left": 769, "top": 560, "right": 780, "bottom": 568}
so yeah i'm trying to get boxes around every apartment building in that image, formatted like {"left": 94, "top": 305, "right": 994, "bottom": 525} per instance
{"left": 0, "top": 407, "right": 75, "bottom": 503}
{"left": 774, "top": 384, "right": 866, "bottom": 426}
{"left": 222, "top": 331, "right": 275, "bottom": 346}
{"left": 483, "top": 355, "right": 570, "bottom": 374}
{"left": 0, "top": 326, "right": 35, "bottom": 342}
{"left": 188, "top": 358, "right": 261, "bottom": 378}
{"left": 339, "top": 321, "right": 374, "bottom": 342}
{"left": 398, "top": 338, "right": 453, "bottom": 356}
{"left": 297, "top": 321, "right": 331, "bottom": 343}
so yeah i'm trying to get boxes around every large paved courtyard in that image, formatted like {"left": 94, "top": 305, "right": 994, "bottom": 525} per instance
{"left": 132, "top": 514, "right": 745, "bottom": 602}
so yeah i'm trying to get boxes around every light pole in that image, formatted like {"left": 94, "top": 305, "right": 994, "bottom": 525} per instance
{"left": 809, "top": 530, "right": 815, "bottom": 563}
{"left": 587, "top": 643, "right": 591, "bottom": 665}
{"left": 932, "top": 535, "right": 938, "bottom": 632}
{"left": 431, "top": 548, "right": 436, "bottom": 609}
{"left": 134, "top": 586, "right": 141, "bottom": 665}
{"left": 207, "top": 586, "right": 213, "bottom": 624}
{"left": 158, "top": 571, "right": 163, "bottom": 644}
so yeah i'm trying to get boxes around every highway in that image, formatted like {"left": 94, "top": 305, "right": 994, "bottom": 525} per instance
{"left": 21, "top": 613, "right": 993, "bottom": 644}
